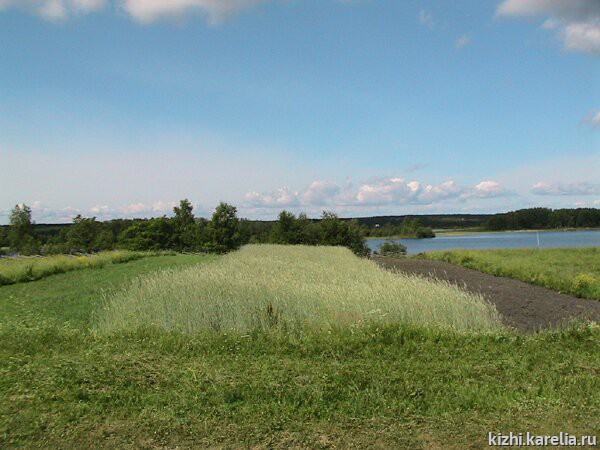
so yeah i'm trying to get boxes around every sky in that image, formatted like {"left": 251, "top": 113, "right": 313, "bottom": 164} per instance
{"left": 0, "top": 0, "right": 599, "bottom": 223}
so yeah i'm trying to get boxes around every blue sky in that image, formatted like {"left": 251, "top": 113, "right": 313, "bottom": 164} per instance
{"left": 0, "top": 0, "right": 599, "bottom": 222}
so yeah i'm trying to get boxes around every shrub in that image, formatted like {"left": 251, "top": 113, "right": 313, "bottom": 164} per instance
{"left": 379, "top": 241, "right": 407, "bottom": 257}
{"left": 573, "top": 273, "right": 597, "bottom": 294}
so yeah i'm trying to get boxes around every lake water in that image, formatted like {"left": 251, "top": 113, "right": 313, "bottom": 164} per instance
{"left": 367, "top": 230, "right": 600, "bottom": 255}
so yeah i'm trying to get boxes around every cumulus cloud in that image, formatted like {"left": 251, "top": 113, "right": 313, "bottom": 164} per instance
{"left": 22, "top": 201, "right": 82, "bottom": 223}
{"left": 497, "top": 0, "right": 600, "bottom": 55}
{"left": 90, "top": 204, "right": 112, "bottom": 215}
{"left": 356, "top": 178, "right": 422, "bottom": 205}
{"left": 119, "top": 200, "right": 178, "bottom": 215}
{"left": 0, "top": 0, "right": 106, "bottom": 20}
{"left": 532, "top": 181, "right": 600, "bottom": 196}
{"left": 120, "top": 0, "right": 267, "bottom": 24}
{"left": 1, "top": 0, "right": 359, "bottom": 24}
{"left": 245, "top": 178, "right": 513, "bottom": 210}
{"left": 245, "top": 187, "right": 300, "bottom": 208}
{"left": 0, "top": 0, "right": 272, "bottom": 23}
{"left": 469, "top": 180, "right": 513, "bottom": 198}
{"left": 301, "top": 181, "right": 340, "bottom": 206}
{"left": 420, "top": 180, "right": 465, "bottom": 203}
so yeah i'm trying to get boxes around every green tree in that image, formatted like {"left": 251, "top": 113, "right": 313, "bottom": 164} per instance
{"left": 67, "top": 215, "right": 101, "bottom": 253}
{"left": 118, "top": 218, "right": 174, "bottom": 251}
{"left": 8, "top": 204, "right": 39, "bottom": 254}
{"left": 270, "top": 210, "right": 298, "bottom": 244}
{"left": 172, "top": 199, "right": 200, "bottom": 251}
{"left": 318, "top": 211, "right": 370, "bottom": 256}
{"left": 0, "top": 226, "right": 8, "bottom": 248}
{"left": 206, "top": 203, "right": 240, "bottom": 253}
{"left": 319, "top": 211, "right": 348, "bottom": 246}
{"left": 93, "top": 228, "right": 116, "bottom": 251}
{"left": 296, "top": 213, "right": 318, "bottom": 245}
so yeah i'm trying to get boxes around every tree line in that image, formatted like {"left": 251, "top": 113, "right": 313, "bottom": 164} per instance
{"left": 485, "top": 207, "right": 600, "bottom": 231}
{"left": 364, "top": 218, "right": 435, "bottom": 238}
{"left": 0, "top": 201, "right": 370, "bottom": 257}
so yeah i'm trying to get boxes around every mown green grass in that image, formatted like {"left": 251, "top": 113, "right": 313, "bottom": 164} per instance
{"left": 423, "top": 247, "right": 600, "bottom": 300}
{"left": 0, "top": 251, "right": 174, "bottom": 286}
{"left": 97, "top": 245, "right": 502, "bottom": 334}
{"left": 1, "top": 250, "right": 599, "bottom": 448}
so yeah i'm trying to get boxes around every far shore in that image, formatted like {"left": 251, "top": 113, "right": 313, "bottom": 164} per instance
{"left": 367, "top": 227, "right": 600, "bottom": 239}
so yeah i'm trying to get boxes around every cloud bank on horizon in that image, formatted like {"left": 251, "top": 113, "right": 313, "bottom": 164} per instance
{"left": 2, "top": 174, "right": 600, "bottom": 224}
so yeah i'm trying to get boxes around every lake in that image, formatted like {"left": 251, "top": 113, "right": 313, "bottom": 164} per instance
{"left": 367, "top": 230, "right": 600, "bottom": 255}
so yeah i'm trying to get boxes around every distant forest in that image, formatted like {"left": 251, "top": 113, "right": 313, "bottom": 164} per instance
{"left": 1, "top": 205, "right": 599, "bottom": 257}
{"left": 353, "top": 207, "right": 600, "bottom": 231}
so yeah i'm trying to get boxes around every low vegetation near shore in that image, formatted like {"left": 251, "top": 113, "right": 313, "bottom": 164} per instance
{"left": 2, "top": 248, "right": 599, "bottom": 448}
{"left": 424, "top": 247, "right": 600, "bottom": 300}
{"left": 96, "top": 245, "right": 502, "bottom": 334}
{"left": 0, "top": 250, "right": 169, "bottom": 286}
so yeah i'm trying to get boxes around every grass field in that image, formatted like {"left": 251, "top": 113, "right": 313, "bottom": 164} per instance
{"left": 423, "top": 247, "right": 600, "bottom": 300}
{"left": 1, "top": 248, "right": 599, "bottom": 448}
{"left": 0, "top": 251, "right": 170, "bottom": 286}
{"left": 97, "top": 245, "right": 502, "bottom": 334}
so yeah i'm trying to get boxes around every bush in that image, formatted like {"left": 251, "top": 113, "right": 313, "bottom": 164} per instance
{"left": 379, "top": 241, "right": 407, "bottom": 257}
{"left": 573, "top": 273, "right": 597, "bottom": 295}
{"left": 118, "top": 218, "right": 174, "bottom": 251}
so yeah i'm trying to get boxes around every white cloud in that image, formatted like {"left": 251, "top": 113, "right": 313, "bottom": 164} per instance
{"left": 532, "top": 181, "right": 600, "bottom": 196}
{"left": 356, "top": 178, "right": 422, "bottom": 205}
{"left": 583, "top": 110, "right": 600, "bottom": 129}
{"left": 0, "top": 0, "right": 353, "bottom": 24}
{"left": 0, "top": 0, "right": 106, "bottom": 20}
{"left": 419, "top": 9, "right": 435, "bottom": 29}
{"left": 120, "top": 0, "right": 267, "bottom": 25}
{"left": 455, "top": 34, "right": 471, "bottom": 49}
{"left": 119, "top": 200, "right": 177, "bottom": 215}
{"left": 0, "top": 0, "right": 270, "bottom": 23}
{"left": 420, "top": 180, "right": 465, "bottom": 203}
{"left": 301, "top": 181, "right": 340, "bottom": 206}
{"left": 469, "top": 180, "right": 513, "bottom": 198}
{"left": 245, "top": 187, "right": 300, "bottom": 208}
{"left": 90, "top": 204, "right": 112, "bottom": 215}
{"left": 245, "top": 178, "right": 513, "bottom": 210}
{"left": 497, "top": 0, "right": 600, "bottom": 55}
{"left": 22, "top": 201, "right": 82, "bottom": 223}
{"left": 564, "top": 20, "right": 600, "bottom": 53}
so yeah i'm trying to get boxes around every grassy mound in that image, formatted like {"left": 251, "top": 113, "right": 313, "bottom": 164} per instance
{"left": 96, "top": 245, "right": 502, "bottom": 334}
{"left": 424, "top": 247, "right": 600, "bottom": 300}
{"left": 0, "top": 251, "right": 171, "bottom": 286}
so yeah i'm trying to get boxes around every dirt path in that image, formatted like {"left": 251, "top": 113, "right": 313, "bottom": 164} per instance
{"left": 375, "top": 257, "right": 600, "bottom": 333}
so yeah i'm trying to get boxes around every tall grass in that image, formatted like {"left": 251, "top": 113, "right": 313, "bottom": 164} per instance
{"left": 424, "top": 247, "right": 600, "bottom": 300}
{"left": 96, "top": 245, "right": 502, "bottom": 334}
{"left": 0, "top": 251, "right": 172, "bottom": 286}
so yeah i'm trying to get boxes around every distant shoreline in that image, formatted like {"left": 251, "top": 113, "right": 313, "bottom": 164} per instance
{"left": 367, "top": 228, "right": 600, "bottom": 239}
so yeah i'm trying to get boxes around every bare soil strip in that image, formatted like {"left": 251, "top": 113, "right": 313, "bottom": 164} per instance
{"left": 375, "top": 257, "right": 600, "bottom": 332}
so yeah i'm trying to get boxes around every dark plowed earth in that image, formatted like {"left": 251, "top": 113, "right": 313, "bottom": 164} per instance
{"left": 375, "top": 257, "right": 600, "bottom": 333}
